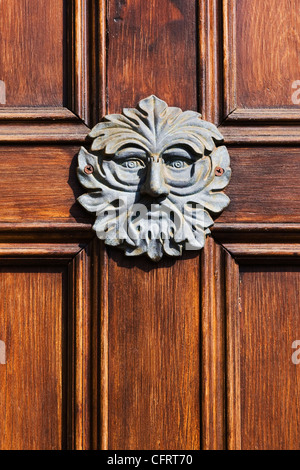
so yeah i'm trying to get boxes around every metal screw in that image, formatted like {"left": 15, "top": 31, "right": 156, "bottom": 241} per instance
{"left": 84, "top": 164, "right": 94, "bottom": 174}
{"left": 215, "top": 166, "right": 224, "bottom": 176}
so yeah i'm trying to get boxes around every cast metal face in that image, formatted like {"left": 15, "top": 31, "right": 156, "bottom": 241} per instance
{"left": 77, "top": 95, "right": 231, "bottom": 261}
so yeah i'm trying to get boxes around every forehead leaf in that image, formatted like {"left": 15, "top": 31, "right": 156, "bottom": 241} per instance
{"left": 89, "top": 95, "right": 223, "bottom": 156}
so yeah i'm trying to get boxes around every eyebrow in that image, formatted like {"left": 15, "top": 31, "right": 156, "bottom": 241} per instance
{"left": 115, "top": 147, "right": 148, "bottom": 159}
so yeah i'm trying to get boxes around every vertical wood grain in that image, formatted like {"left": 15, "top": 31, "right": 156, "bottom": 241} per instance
{"left": 105, "top": 0, "right": 200, "bottom": 449}
{"left": 201, "top": 238, "right": 226, "bottom": 449}
{"left": 225, "top": 252, "right": 241, "bottom": 450}
{"left": 199, "top": 0, "right": 223, "bottom": 124}
{"left": 108, "top": 253, "right": 200, "bottom": 450}
{"left": 235, "top": 0, "right": 300, "bottom": 109}
{"left": 107, "top": 0, "right": 197, "bottom": 111}
{"left": 223, "top": 0, "right": 237, "bottom": 117}
{"left": 239, "top": 265, "right": 300, "bottom": 450}
{"left": 68, "top": 0, "right": 89, "bottom": 123}
{"left": 0, "top": 267, "right": 66, "bottom": 450}
{"left": 68, "top": 248, "right": 92, "bottom": 449}
{"left": 0, "top": 0, "right": 65, "bottom": 107}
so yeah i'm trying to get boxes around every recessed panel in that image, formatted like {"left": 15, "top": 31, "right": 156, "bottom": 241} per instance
{"left": 235, "top": 0, "right": 300, "bottom": 109}
{"left": 218, "top": 146, "right": 300, "bottom": 224}
{"left": 0, "top": 267, "right": 67, "bottom": 450}
{"left": 0, "top": 0, "right": 65, "bottom": 107}
{"left": 239, "top": 265, "right": 300, "bottom": 450}
{"left": 0, "top": 145, "right": 91, "bottom": 223}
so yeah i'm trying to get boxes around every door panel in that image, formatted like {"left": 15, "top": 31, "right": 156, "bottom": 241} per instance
{"left": 0, "top": 0, "right": 97, "bottom": 449}
{"left": 0, "top": 146, "right": 85, "bottom": 223}
{"left": 0, "top": 240, "right": 97, "bottom": 450}
{"left": 240, "top": 265, "right": 300, "bottom": 450}
{"left": 0, "top": 0, "right": 65, "bottom": 107}
{"left": 0, "top": 267, "right": 66, "bottom": 450}
{"left": 104, "top": 0, "right": 200, "bottom": 450}
{"left": 221, "top": 147, "right": 300, "bottom": 223}
{"left": 107, "top": 253, "right": 200, "bottom": 450}
{"left": 1, "top": 0, "right": 300, "bottom": 450}
{"left": 235, "top": 0, "right": 300, "bottom": 109}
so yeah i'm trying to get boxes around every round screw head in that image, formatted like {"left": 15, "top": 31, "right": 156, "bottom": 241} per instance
{"left": 215, "top": 166, "right": 224, "bottom": 176}
{"left": 84, "top": 164, "right": 94, "bottom": 174}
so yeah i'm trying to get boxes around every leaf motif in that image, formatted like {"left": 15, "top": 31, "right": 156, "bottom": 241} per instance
{"left": 77, "top": 147, "right": 104, "bottom": 190}
{"left": 196, "top": 146, "right": 231, "bottom": 213}
{"left": 88, "top": 95, "right": 224, "bottom": 156}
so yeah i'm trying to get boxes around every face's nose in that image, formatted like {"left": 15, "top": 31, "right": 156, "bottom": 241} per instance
{"left": 141, "top": 156, "right": 169, "bottom": 198}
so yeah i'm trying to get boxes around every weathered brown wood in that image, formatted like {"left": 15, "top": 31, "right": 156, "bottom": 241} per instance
{"left": 0, "top": 266, "right": 66, "bottom": 450}
{"left": 199, "top": 0, "right": 222, "bottom": 125}
{"left": 105, "top": 0, "right": 201, "bottom": 450}
{"left": 0, "top": 0, "right": 64, "bottom": 107}
{"left": 107, "top": 0, "right": 197, "bottom": 111}
{"left": 201, "top": 238, "right": 226, "bottom": 450}
{"left": 2, "top": 0, "right": 300, "bottom": 451}
{"left": 225, "top": 251, "right": 241, "bottom": 450}
{"left": 234, "top": 0, "right": 300, "bottom": 110}
{"left": 68, "top": 245, "right": 93, "bottom": 449}
{"left": 239, "top": 264, "right": 300, "bottom": 450}
{"left": 107, "top": 251, "right": 201, "bottom": 450}
{"left": 0, "top": 146, "right": 92, "bottom": 223}
{"left": 217, "top": 147, "right": 300, "bottom": 224}
{"left": 220, "top": 125, "right": 300, "bottom": 144}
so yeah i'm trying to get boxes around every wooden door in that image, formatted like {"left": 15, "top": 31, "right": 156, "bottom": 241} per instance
{"left": 1, "top": 0, "right": 300, "bottom": 450}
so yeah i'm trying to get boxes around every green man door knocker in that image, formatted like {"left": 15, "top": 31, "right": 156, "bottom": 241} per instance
{"left": 77, "top": 96, "right": 231, "bottom": 261}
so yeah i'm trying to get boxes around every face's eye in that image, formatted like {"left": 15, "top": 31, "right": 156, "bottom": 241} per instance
{"left": 166, "top": 159, "right": 190, "bottom": 169}
{"left": 120, "top": 159, "right": 146, "bottom": 169}
{"left": 163, "top": 148, "right": 195, "bottom": 170}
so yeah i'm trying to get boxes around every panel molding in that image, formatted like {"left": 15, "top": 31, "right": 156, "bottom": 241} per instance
{"left": 222, "top": 0, "right": 300, "bottom": 123}
{"left": 0, "top": 236, "right": 100, "bottom": 449}
{"left": 211, "top": 237, "right": 300, "bottom": 449}
{"left": 0, "top": 0, "right": 107, "bottom": 142}
{"left": 199, "top": 0, "right": 300, "bottom": 142}
{"left": 200, "top": 238, "right": 226, "bottom": 450}
{"left": 224, "top": 250, "right": 241, "bottom": 450}
{"left": 198, "top": 0, "right": 222, "bottom": 125}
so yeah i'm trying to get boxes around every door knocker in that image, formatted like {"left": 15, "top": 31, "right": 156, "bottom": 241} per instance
{"left": 77, "top": 95, "right": 231, "bottom": 261}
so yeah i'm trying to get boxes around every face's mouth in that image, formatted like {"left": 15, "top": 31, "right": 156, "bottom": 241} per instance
{"left": 135, "top": 193, "right": 169, "bottom": 207}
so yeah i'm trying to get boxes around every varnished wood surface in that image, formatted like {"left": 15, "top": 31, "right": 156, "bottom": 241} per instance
{"left": 218, "top": 147, "right": 300, "bottom": 223}
{"left": 105, "top": 0, "right": 200, "bottom": 450}
{"left": 0, "top": 146, "right": 91, "bottom": 223}
{"left": 0, "top": 267, "right": 66, "bottom": 450}
{"left": 0, "top": 0, "right": 64, "bottom": 107}
{"left": 107, "top": 251, "right": 200, "bottom": 450}
{"left": 107, "top": 0, "right": 197, "bottom": 111}
{"left": 235, "top": 0, "right": 300, "bottom": 109}
{"left": 239, "top": 266, "right": 300, "bottom": 450}
{"left": 1, "top": 0, "right": 300, "bottom": 451}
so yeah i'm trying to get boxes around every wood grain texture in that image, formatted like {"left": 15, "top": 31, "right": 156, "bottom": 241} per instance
{"left": 217, "top": 147, "right": 300, "bottom": 224}
{"left": 107, "top": 252, "right": 200, "bottom": 450}
{"left": 235, "top": 0, "right": 300, "bottom": 109}
{"left": 0, "top": 0, "right": 65, "bottom": 107}
{"left": 239, "top": 265, "right": 300, "bottom": 450}
{"left": 0, "top": 146, "right": 92, "bottom": 223}
{"left": 225, "top": 252, "right": 241, "bottom": 450}
{"left": 200, "top": 238, "right": 225, "bottom": 449}
{"left": 105, "top": 0, "right": 200, "bottom": 450}
{"left": 220, "top": 125, "right": 300, "bottom": 144}
{"left": 107, "top": 0, "right": 197, "bottom": 111}
{"left": 0, "top": 267, "right": 66, "bottom": 450}
{"left": 199, "top": 0, "right": 222, "bottom": 124}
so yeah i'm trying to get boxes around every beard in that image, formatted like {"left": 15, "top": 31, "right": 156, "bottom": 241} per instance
{"left": 93, "top": 193, "right": 211, "bottom": 262}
